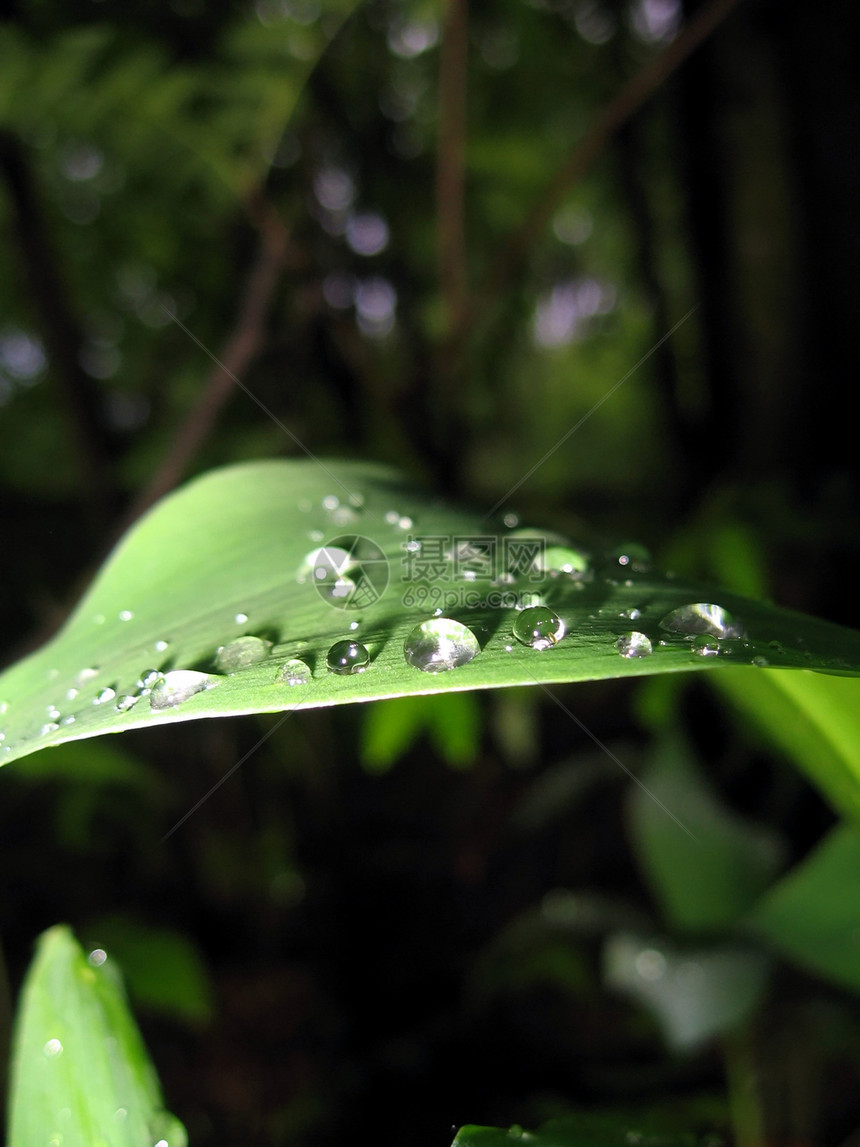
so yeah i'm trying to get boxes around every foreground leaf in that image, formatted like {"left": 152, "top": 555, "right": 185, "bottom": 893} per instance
{"left": 7, "top": 925, "right": 186, "bottom": 1147}
{"left": 1, "top": 460, "right": 859, "bottom": 768}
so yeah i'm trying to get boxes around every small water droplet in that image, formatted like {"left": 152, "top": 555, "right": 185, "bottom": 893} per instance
{"left": 214, "top": 635, "right": 272, "bottom": 673}
{"left": 503, "top": 512, "right": 519, "bottom": 528}
{"left": 752, "top": 655, "right": 769, "bottom": 667}
{"left": 155, "top": 639, "right": 169, "bottom": 653}
{"left": 118, "top": 609, "right": 134, "bottom": 622}
{"left": 322, "top": 494, "right": 339, "bottom": 511}
{"left": 277, "top": 658, "right": 312, "bottom": 686}
{"left": 88, "top": 948, "right": 107, "bottom": 967}
{"left": 94, "top": 687, "right": 116, "bottom": 705}
{"left": 403, "top": 618, "right": 481, "bottom": 673}
{"left": 403, "top": 538, "right": 421, "bottom": 553}
{"left": 397, "top": 515, "right": 413, "bottom": 530}
{"left": 615, "top": 631, "right": 653, "bottom": 658}
{"left": 512, "top": 606, "right": 566, "bottom": 650}
{"left": 150, "top": 670, "right": 215, "bottom": 710}
{"left": 137, "top": 669, "right": 162, "bottom": 689}
{"left": 43, "top": 1038, "right": 63, "bottom": 1058}
{"left": 65, "top": 687, "right": 78, "bottom": 701}
{"left": 115, "top": 695, "right": 139, "bottom": 712}
{"left": 384, "top": 510, "right": 400, "bottom": 524}
{"left": 60, "top": 715, "right": 75, "bottom": 726}
{"left": 77, "top": 667, "right": 99, "bottom": 685}
{"left": 349, "top": 620, "right": 360, "bottom": 630}
{"left": 659, "top": 602, "right": 742, "bottom": 639}
{"left": 326, "top": 640, "right": 370, "bottom": 675}
{"left": 46, "top": 705, "right": 61, "bottom": 720}
{"left": 0, "top": 701, "right": 6, "bottom": 715}
{"left": 234, "top": 612, "right": 249, "bottom": 625}
{"left": 40, "top": 722, "right": 60, "bottom": 735}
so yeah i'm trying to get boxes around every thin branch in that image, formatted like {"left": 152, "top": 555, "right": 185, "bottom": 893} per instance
{"left": 452, "top": 0, "right": 745, "bottom": 349}
{"left": 0, "top": 130, "right": 115, "bottom": 525}
{"left": 120, "top": 193, "right": 289, "bottom": 531}
{"left": 436, "top": 0, "right": 469, "bottom": 333}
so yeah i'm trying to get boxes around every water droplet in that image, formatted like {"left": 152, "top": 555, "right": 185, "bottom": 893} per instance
{"left": 77, "top": 667, "right": 99, "bottom": 686}
{"left": 277, "top": 658, "right": 312, "bottom": 686}
{"left": 403, "top": 618, "right": 481, "bottom": 673}
{"left": 115, "top": 695, "right": 139, "bottom": 712}
{"left": 154, "top": 639, "right": 169, "bottom": 653}
{"left": 118, "top": 609, "right": 134, "bottom": 622}
{"left": 533, "top": 545, "right": 589, "bottom": 576}
{"left": 403, "top": 538, "right": 421, "bottom": 553}
{"left": 214, "top": 635, "right": 272, "bottom": 673}
{"left": 503, "top": 512, "right": 519, "bottom": 528}
{"left": 94, "top": 687, "right": 116, "bottom": 705}
{"left": 326, "top": 640, "right": 370, "bottom": 675}
{"left": 88, "top": 949, "right": 107, "bottom": 967}
{"left": 384, "top": 510, "right": 400, "bottom": 524}
{"left": 615, "top": 631, "right": 653, "bottom": 658}
{"left": 234, "top": 612, "right": 249, "bottom": 625}
{"left": 689, "top": 636, "right": 721, "bottom": 656}
{"left": 65, "top": 687, "right": 78, "bottom": 701}
{"left": 322, "top": 494, "right": 339, "bottom": 511}
{"left": 752, "top": 655, "right": 769, "bottom": 668}
{"left": 40, "top": 722, "right": 59, "bottom": 735}
{"left": 0, "top": 701, "right": 6, "bottom": 715}
{"left": 60, "top": 715, "right": 75, "bottom": 726}
{"left": 659, "top": 602, "right": 742, "bottom": 639}
{"left": 150, "top": 670, "right": 215, "bottom": 710}
{"left": 349, "top": 620, "right": 360, "bottom": 630}
{"left": 512, "top": 606, "right": 566, "bottom": 650}
{"left": 46, "top": 705, "right": 61, "bottom": 720}
{"left": 43, "top": 1038, "right": 63, "bottom": 1057}
{"left": 137, "top": 669, "right": 162, "bottom": 689}
{"left": 397, "top": 515, "right": 413, "bottom": 530}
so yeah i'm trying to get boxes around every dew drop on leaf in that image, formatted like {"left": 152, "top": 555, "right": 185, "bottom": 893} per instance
{"left": 615, "top": 631, "right": 653, "bottom": 658}
{"left": 403, "top": 618, "right": 480, "bottom": 673}
{"left": 213, "top": 635, "right": 272, "bottom": 673}
{"left": 659, "top": 602, "right": 741, "bottom": 639}
{"left": 277, "top": 659, "right": 312, "bottom": 686}
{"left": 326, "top": 640, "right": 370, "bottom": 675}
{"left": 512, "top": 606, "right": 566, "bottom": 650}
{"left": 150, "top": 670, "right": 215, "bottom": 710}
{"left": 93, "top": 687, "right": 116, "bottom": 705}
{"left": 115, "top": 694, "right": 139, "bottom": 712}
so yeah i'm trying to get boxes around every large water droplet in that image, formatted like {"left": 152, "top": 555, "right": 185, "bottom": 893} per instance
{"left": 214, "top": 635, "right": 272, "bottom": 673}
{"left": 659, "top": 602, "right": 742, "bottom": 639}
{"left": 326, "top": 640, "right": 370, "bottom": 675}
{"left": 277, "top": 659, "right": 312, "bottom": 686}
{"left": 615, "top": 631, "right": 653, "bottom": 658}
{"left": 512, "top": 606, "right": 566, "bottom": 650}
{"left": 403, "top": 618, "right": 480, "bottom": 673}
{"left": 533, "top": 545, "right": 589, "bottom": 577}
{"left": 150, "top": 670, "right": 215, "bottom": 710}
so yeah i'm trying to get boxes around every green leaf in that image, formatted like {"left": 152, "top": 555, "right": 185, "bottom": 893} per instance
{"left": 743, "top": 824, "right": 860, "bottom": 994}
{"left": 361, "top": 691, "right": 481, "bottom": 771}
{"left": 452, "top": 1114, "right": 699, "bottom": 1146}
{"left": 7, "top": 925, "right": 186, "bottom": 1147}
{"left": 83, "top": 917, "right": 214, "bottom": 1026}
{"left": 712, "top": 667, "right": 860, "bottom": 823}
{"left": 627, "top": 735, "right": 785, "bottom": 934}
{"left": 2, "top": 460, "right": 859, "bottom": 768}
